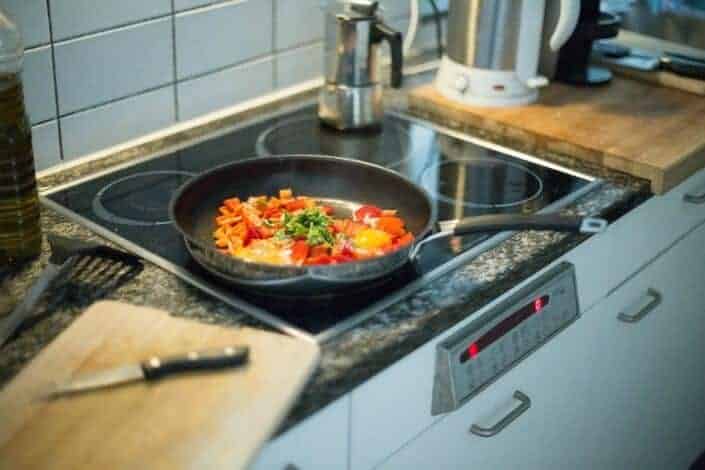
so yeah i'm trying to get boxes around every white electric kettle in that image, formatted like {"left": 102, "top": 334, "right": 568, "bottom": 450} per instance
{"left": 435, "top": 0, "right": 581, "bottom": 107}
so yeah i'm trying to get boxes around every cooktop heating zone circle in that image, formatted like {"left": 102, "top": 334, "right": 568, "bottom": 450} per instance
{"left": 255, "top": 115, "right": 412, "bottom": 169}
{"left": 421, "top": 158, "right": 544, "bottom": 208}
{"left": 92, "top": 171, "right": 193, "bottom": 226}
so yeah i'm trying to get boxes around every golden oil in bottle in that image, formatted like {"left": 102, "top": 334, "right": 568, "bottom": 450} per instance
{"left": 0, "top": 10, "right": 41, "bottom": 265}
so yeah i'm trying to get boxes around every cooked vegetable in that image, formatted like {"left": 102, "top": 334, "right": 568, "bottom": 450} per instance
{"left": 280, "top": 209, "right": 334, "bottom": 246}
{"left": 213, "top": 189, "right": 413, "bottom": 266}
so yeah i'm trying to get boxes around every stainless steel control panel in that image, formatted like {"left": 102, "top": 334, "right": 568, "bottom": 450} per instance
{"left": 431, "top": 262, "right": 579, "bottom": 414}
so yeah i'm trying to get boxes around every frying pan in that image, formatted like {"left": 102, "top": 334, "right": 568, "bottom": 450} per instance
{"left": 170, "top": 155, "right": 606, "bottom": 295}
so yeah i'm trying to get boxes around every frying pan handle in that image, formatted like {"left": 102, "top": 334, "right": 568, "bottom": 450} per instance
{"left": 409, "top": 215, "right": 607, "bottom": 260}
{"left": 450, "top": 214, "right": 607, "bottom": 236}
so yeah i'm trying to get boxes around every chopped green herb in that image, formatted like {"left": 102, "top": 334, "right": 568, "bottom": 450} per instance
{"left": 281, "top": 208, "right": 334, "bottom": 246}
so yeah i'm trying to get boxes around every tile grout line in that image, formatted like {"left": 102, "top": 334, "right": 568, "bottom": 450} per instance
{"left": 56, "top": 51, "right": 278, "bottom": 121}
{"left": 59, "top": 83, "right": 176, "bottom": 120}
{"left": 43, "top": 0, "right": 65, "bottom": 163}
{"left": 170, "top": 0, "right": 180, "bottom": 121}
{"left": 271, "top": 0, "right": 278, "bottom": 89}
{"left": 50, "top": 13, "right": 173, "bottom": 47}
{"left": 50, "top": 0, "right": 245, "bottom": 47}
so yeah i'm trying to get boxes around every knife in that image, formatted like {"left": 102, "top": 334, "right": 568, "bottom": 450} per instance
{"left": 48, "top": 345, "right": 250, "bottom": 398}
{"left": 594, "top": 42, "right": 705, "bottom": 80}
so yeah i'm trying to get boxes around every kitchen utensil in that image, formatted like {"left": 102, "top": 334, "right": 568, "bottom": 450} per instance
{"left": 170, "top": 155, "right": 606, "bottom": 296}
{"left": 409, "top": 76, "right": 705, "bottom": 194}
{"left": 0, "top": 272, "right": 13, "bottom": 318}
{"left": 540, "top": 0, "right": 621, "bottom": 85}
{"left": 434, "top": 0, "right": 581, "bottom": 107}
{"left": 593, "top": 43, "right": 705, "bottom": 80}
{"left": 318, "top": 0, "right": 403, "bottom": 130}
{"left": 49, "top": 345, "right": 249, "bottom": 398}
{"left": 0, "top": 301, "right": 320, "bottom": 470}
{"left": 0, "top": 234, "right": 143, "bottom": 346}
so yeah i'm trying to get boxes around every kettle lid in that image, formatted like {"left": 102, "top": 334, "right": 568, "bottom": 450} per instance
{"left": 326, "top": 0, "right": 379, "bottom": 20}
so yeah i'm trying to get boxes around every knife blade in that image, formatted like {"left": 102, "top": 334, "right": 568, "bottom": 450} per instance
{"left": 48, "top": 345, "right": 250, "bottom": 398}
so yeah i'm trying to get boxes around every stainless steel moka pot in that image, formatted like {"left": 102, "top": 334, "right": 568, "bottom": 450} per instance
{"left": 318, "top": 0, "right": 403, "bottom": 131}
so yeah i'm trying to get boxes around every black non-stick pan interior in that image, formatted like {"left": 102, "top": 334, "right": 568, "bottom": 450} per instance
{"left": 172, "top": 155, "right": 434, "bottom": 248}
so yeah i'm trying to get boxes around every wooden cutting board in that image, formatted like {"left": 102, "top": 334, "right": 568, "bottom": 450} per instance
{"left": 0, "top": 301, "right": 319, "bottom": 470}
{"left": 409, "top": 77, "right": 705, "bottom": 194}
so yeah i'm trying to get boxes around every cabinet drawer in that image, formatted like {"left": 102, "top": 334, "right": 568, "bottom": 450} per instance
{"left": 250, "top": 397, "right": 349, "bottom": 470}
{"left": 382, "top": 219, "right": 705, "bottom": 470}
{"left": 605, "top": 166, "right": 705, "bottom": 290}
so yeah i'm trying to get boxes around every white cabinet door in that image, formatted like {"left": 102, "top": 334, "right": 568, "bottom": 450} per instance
{"left": 605, "top": 166, "right": 705, "bottom": 291}
{"left": 250, "top": 397, "right": 350, "bottom": 470}
{"left": 380, "top": 221, "right": 705, "bottom": 470}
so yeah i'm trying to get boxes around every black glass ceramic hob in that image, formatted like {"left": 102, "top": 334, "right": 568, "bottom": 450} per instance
{"left": 43, "top": 104, "right": 595, "bottom": 342}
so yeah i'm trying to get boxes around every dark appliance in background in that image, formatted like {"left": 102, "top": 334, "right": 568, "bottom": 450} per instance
{"left": 541, "top": 0, "right": 621, "bottom": 85}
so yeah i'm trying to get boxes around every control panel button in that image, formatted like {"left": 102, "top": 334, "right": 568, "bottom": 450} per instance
{"left": 454, "top": 75, "right": 469, "bottom": 93}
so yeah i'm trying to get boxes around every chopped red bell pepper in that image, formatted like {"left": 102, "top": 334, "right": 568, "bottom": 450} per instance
{"left": 304, "top": 255, "right": 333, "bottom": 265}
{"left": 243, "top": 227, "right": 261, "bottom": 246}
{"left": 285, "top": 199, "right": 307, "bottom": 211}
{"left": 263, "top": 207, "right": 282, "bottom": 219}
{"left": 395, "top": 232, "right": 414, "bottom": 247}
{"left": 291, "top": 240, "right": 310, "bottom": 263}
{"left": 354, "top": 205, "right": 382, "bottom": 221}
{"left": 377, "top": 216, "right": 406, "bottom": 237}
{"left": 309, "top": 245, "right": 329, "bottom": 258}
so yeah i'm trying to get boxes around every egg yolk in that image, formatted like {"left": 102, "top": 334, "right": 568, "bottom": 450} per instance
{"left": 354, "top": 229, "right": 392, "bottom": 250}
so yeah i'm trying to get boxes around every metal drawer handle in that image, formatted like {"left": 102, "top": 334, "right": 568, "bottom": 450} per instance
{"left": 470, "top": 390, "right": 531, "bottom": 438}
{"left": 617, "top": 288, "right": 662, "bottom": 323}
{"left": 683, "top": 188, "right": 705, "bottom": 204}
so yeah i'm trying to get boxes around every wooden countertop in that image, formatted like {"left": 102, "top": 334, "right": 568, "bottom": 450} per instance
{"left": 409, "top": 76, "right": 705, "bottom": 194}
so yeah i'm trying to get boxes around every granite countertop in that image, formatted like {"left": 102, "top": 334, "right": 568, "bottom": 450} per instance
{"left": 0, "top": 68, "right": 651, "bottom": 432}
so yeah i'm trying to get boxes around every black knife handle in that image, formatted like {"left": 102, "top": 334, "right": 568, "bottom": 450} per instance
{"left": 141, "top": 346, "right": 250, "bottom": 380}
{"left": 660, "top": 55, "right": 705, "bottom": 80}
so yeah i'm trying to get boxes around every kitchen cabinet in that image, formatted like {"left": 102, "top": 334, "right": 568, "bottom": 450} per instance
{"left": 250, "top": 396, "right": 350, "bottom": 470}
{"left": 378, "top": 220, "right": 705, "bottom": 470}
{"left": 604, "top": 165, "right": 705, "bottom": 292}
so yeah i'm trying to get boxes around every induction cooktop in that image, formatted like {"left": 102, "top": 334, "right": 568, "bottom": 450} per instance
{"left": 43, "top": 103, "right": 599, "bottom": 342}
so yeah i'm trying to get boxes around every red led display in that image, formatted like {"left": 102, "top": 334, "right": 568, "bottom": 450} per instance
{"left": 534, "top": 297, "right": 546, "bottom": 313}
{"left": 459, "top": 295, "right": 550, "bottom": 363}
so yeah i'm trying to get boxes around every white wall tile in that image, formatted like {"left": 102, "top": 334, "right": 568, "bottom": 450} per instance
{"left": 54, "top": 18, "right": 173, "bottom": 115}
{"left": 174, "top": 0, "right": 225, "bottom": 12}
{"left": 1, "top": 0, "right": 51, "bottom": 48}
{"left": 177, "top": 57, "right": 273, "bottom": 121}
{"left": 387, "top": 15, "right": 446, "bottom": 52}
{"left": 379, "top": 0, "right": 410, "bottom": 20}
{"left": 414, "top": 16, "right": 447, "bottom": 50}
{"left": 31, "top": 121, "right": 62, "bottom": 171}
{"left": 420, "top": 0, "right": 448, "bottom": 16}
{"left": 275, "top": 0, "right": 323, "bottom": 50}
{"left": 175, "top": 0, "right": 273, "bottom": 80}
{"left": 49, "top": 0, "right": 172, "bottom": 41}
{"left": 276, "top": 42, "right": 322, "bottom": 88}
{"left": 22, "top": 46, "right": 56, "bottom": 125}
{"left": 61, "top": 86, "right": 175, "bottom": 160}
